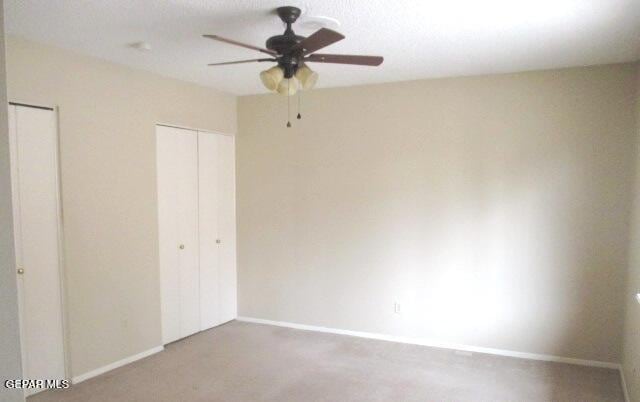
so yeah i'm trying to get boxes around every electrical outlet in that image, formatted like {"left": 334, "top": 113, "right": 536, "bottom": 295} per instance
{"left": 394, "top": 302, "right": 401, "bottom": 314}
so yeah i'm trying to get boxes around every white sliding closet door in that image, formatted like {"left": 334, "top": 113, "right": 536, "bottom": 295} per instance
{"left": 9, "top": 104, "right": 66, "bottom": 393}
{"left": 157, "top": 126, "right": 200, "bottom": 344}
{"left": 198, "top": 132, "right": 236, "bottom": 329}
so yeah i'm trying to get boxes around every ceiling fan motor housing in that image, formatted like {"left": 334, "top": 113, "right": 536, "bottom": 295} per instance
{"left": 267, "top": 6, "right": 305, "bottom": 78}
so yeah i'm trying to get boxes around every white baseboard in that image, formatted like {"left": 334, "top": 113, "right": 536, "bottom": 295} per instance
{"left": 237, "top": 316, "right": 621, "bottom": 370}
{"left": 71, "top": 346, "right": 164, "bottom": 384}
{"left": 620, "top": 366, "right": 631, "bottom": 402}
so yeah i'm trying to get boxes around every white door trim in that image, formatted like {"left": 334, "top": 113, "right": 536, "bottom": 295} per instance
{"left": 9, "top": 102, "right": 71, "bottom": 388}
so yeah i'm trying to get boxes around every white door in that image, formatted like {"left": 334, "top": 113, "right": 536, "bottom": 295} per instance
{"left": 198, "top": 132, "right": 237, "bottom": 329}
{"left": 158, "top": 126, "right": 236, "bottom": 343}
{"left": 157, "top": 126, "right": 200, "bottom": 344}
{"left": 216, "top": 134, "right": 237, "bottom": 323}
{"left": 197, "top": 132, "right": 220, "bottom": 330}
{"left": 9, "top": 104, "right": 66, "bottom": 394}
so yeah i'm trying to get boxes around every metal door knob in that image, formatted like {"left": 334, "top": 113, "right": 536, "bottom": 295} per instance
{"left": 179, "top": 244, "right": 185, "bottom": 250}
{"left": 17, "top": 267, "right": 24, "bottom": 275}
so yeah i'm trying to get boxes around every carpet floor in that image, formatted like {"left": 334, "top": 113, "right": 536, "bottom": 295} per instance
{"left": 30, "top": 320, "right": 625, "bottom": 402}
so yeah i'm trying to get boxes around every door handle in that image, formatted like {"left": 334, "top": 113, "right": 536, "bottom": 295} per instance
{"left": 179, "top": 244, "right": 185, "bottom": 250}
{"left": 216, "top": 239, "right": 221, "bottom": 244}
{"left": 17, "top": 267, "right": 24, "bottom": 275}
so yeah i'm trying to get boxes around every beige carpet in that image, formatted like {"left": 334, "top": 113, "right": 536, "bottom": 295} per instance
{"left": 30, "top": 321, "right": 624, "bottom": 402}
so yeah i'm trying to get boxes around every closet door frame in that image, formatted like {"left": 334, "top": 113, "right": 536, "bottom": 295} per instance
{"left": 9, "top": 101, "right": 71, "bottom": 390}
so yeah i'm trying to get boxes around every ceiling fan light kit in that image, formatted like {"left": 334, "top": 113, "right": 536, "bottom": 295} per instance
{"left": 260, "top": 66, "right": 284, "bottom": 91}
{"left": 295, "top": 65, "right": 319, "bottom": 90}
{"left": 204, "top": 6, "right": 383, "bottom": 127}
{"left": 277, "top": 78, "right": 298, "bottom": 96}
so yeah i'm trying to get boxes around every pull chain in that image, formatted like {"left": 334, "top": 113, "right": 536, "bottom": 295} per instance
{"left": 286, "top": 79, "right": 292, "bottom": 128}
{"left": 297, "top": 89, "right": 302, "bottom": 120}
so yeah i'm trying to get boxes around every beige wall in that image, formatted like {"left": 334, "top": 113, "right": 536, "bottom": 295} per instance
{"left": 0, "top": 3, "right": 25, "bottom": 402}
{"left": 623, "top": 63, "right": 640, "bottom": 402}
{"left": 5, "top": 37, "right": 236, "bottom": 378}
{"left": 237, "top": 64, "right": 638, "bottom": 363}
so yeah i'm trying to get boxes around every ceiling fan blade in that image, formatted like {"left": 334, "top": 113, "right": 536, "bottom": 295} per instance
{"left": 305, "top": 54, "right": 384, "bottom": 66}
{"left": 292, "top": 28, "right": 345, "bottom": 54}
{"left": 203, "top": 35, "right": 277, "bottom": 55}
{"left": 208, "top": 58, "right": 276, "bottom": 66}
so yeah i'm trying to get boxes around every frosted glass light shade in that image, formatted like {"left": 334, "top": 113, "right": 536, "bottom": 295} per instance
{"left": 260, "top": 66, "right": 284, "bottom": 91}
{"left": 295, "top": 65, "right": 318, "bottom": 90}
{"left": 276, "top": 78, "right": 298, "bottom": 96}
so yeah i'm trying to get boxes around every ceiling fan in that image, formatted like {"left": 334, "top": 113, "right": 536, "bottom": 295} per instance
{"left": 204, "top": 6, "right": 383, "bottom": 126}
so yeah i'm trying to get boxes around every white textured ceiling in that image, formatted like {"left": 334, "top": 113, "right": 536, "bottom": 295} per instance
{"left": 6, "top": 0, "right": 640, "bottom": 95}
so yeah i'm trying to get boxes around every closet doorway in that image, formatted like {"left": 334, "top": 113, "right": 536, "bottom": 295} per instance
{"left": 156, "top": 125, "right": 237, "bottom": 344}
{"left": 9, "top": 103, "right": 68, "bottom": 395}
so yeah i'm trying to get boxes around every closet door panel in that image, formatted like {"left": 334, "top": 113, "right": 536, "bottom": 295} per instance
{"left": 156, "top": 126, "right": 182, "bottom": 344}
{"left": 176, "top": 129, "right": 200, "bottom": 338}
{"left": 157, "top": 126, "right": 200, "bottom": 342}
{"left": 10, "top": 106, "right": 66, "bottom": 387}
{"left": 218, "top": 134, "right": 237, "bottom": 322}
{"left": 198, "top": 132, "right": 220, "bottom": 330}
